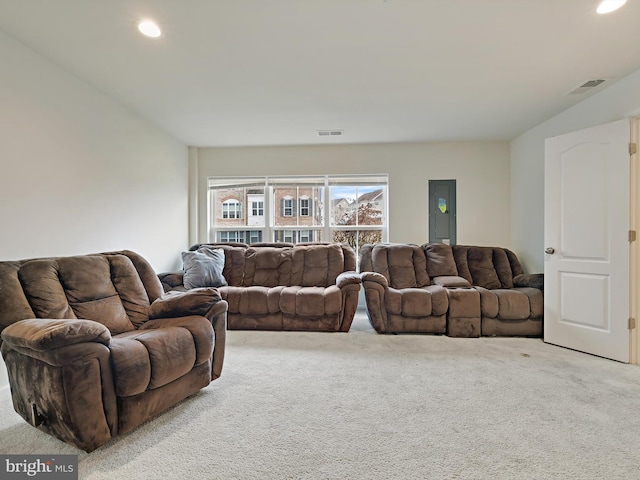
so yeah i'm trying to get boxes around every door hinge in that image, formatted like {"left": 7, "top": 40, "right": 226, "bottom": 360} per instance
{"left": 629, "top": 230, "right": 637, "bottom": 242}
{"left": 629, "top": 318, "right": 636, "bottom": 330}
{"left": 630, "top": 143, "right": 637, "bottom": 156}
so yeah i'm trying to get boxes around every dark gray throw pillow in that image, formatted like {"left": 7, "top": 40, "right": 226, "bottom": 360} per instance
{"left": 182, "top": 248, "right": 227, "bottom": 289}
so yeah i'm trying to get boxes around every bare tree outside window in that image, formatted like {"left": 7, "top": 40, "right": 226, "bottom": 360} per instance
{"left": 330, "top": 187, "right": 384, "bottom": 253}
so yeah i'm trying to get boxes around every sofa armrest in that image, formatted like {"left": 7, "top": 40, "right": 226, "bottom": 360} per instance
{"left": 361, "top": 273, "right": 389, "bottom": 333}
{"left": 1, "top": 327, "right": 116, "bottom": 452}
{"left": 514, "top": 273, "right": 544, "bottom": 290}
{"left": 360, "top": 271, "right": 389, "bottom": 288}
{"left": 432, "top": 276, "right": 471, "bottom": 288}
{"left": 1, "top": 318, "right": 111, "bottom": 352}
{"left": 157, "top": 271, "right": 185, "bottom": 292}
{"left": 205, "top": 299, "right": 227, "bottom": 380}
{"left": 149, "top": 287, "right": 222, "bottom": 319}
{"left": 336, "top": 271, "right": 362, "bottom": 288}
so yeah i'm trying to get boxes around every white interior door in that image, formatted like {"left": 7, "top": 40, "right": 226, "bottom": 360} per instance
{"left": 544, "top": 119, "right": 630, "bottom": 362}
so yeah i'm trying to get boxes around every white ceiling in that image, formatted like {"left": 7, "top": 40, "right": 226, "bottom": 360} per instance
{"left": 1, "top": 0, "right": 640, "bottom": 147}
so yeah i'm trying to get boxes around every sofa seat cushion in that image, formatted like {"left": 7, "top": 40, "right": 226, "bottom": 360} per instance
{"left": 513, "top": 287, "right": 544, "bottom": 318}
{"left": 385, "top": 285, "right": 448, "bottom": 317}
{"left": 280, "top": 286, "right": 342, "bottom": 316}
{"left": 110, "top": 325, "right": 198, "bottom": 396}
{"left": 220, "top": 286, "right": 284, "bottom": 315}
{"left": 139, "top": 315, "right": 214, "bottom": 365}
{"left": 476, "top": 287, "right": 543, "bottom": 320}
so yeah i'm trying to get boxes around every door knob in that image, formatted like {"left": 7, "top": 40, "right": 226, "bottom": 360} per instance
{"left": 545, "top": 247, "right": 555, "bottom": 254}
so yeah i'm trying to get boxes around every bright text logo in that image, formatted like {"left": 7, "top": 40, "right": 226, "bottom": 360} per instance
{"left": 1, "top": 455, "right": 77, "bottom": 479}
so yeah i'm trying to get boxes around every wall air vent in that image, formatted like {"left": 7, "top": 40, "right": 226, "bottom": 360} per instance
{"left": 565, "top": 79, "right": 607, "bottom": 95}
{"left": 317, "top": 130, "right": 344, "bottom": 136}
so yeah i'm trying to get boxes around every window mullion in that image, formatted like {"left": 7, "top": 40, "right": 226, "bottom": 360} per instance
{"left": 264, "top": 181, "right": 272, "bottom": 242}
{"left": 323, "top": 182, "right": 330, "bottom": 242}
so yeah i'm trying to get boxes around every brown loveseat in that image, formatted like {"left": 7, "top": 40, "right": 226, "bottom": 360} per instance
{"left": 360, "top": 243, "right": 543, "bottom": 337}
{"left": 160, "top": 242, "right": 361, "bottom": 332}
{"left": 0, "top": 251, "right": 227, "bottom": 452}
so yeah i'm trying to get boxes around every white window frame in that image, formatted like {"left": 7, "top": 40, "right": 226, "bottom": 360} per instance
{"left": 299, "top": 197, "right": 310, "bottom": 216}
{"left": 283, "top": 230, "right": 294, "bottom": 242}
{"left": 222, "top": 199, "right": 242, "bottom": 219}
{"left": 299, "top": 230, "right": 311, "bottom": 242}
{"left": 220, "top": 230, "right": 244, "bottom": 242}
{"left": 283, "top": 198, "right": 294, "bottom": 217}
{"left": 208, "top": 175, "right": 388, "bottom": 252}
{"left": 252, "top": 201, "right": 264, "bottom": 217}
{"left": 249, "top": 230, "right": 262, "bottom": 243}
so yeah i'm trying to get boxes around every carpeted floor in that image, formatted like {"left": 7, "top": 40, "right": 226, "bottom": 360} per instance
{"left": 2, "top": 310, "right": 640, "bottom": 479}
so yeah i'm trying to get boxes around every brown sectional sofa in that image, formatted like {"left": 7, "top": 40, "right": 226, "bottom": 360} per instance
{"left": 360, "top": 243, "right": 543, "bottom": 337}
{"left": 0, "top": 250, "right": 227, "bottom": 452}
{"left": 160, "top": 242, "right": 362, "bottom": 332}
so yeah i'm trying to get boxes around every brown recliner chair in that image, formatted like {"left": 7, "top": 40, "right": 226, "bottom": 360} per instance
{"left": 0, "top": 250, "right": 227, "bottom": 452}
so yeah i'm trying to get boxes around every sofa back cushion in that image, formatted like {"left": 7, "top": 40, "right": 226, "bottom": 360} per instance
{"left": 16, "top": 255, "right": 151, "bottom": 334}
{"left": 243, "top": 246, "right": 292, "bottom": 287}
{"left": 0, "top": 262, "right": 37, "bottom": 336}
{"left": 109, "top": 250, "right": 164, "bottom": 303}
{"left": 368, "top": 244, "right": 430, "bottom": 289}
{"left": 451, "top": 246, "right": 523, "bottom": 289}
{"left": 423, "top": 243, "right": 458, "bottom": 278}
{"left": 291, "top": 243, "right": 345, "bottom": 287}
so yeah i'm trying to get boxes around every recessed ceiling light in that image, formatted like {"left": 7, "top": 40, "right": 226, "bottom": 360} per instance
{"left": 596, "top": 0, "right": 627, "bottom": 14}
{"left": 138, "top": 20, "right": 161, "bottom": 38}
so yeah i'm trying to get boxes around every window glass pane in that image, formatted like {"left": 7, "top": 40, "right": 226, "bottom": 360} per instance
{"left": 219, "top": 230, "right": 246, "bottom": 243}
{"left": 299, "top": 230, "right": 310, "bottom": 242}
{"left": 222, "top": 200, "right": 241, "bottom": 219}
{"left": 211, "top": 184, "right": 265, "bottom": 227}
{"left": 283, "top": 198, "right": 294, "bottom": 217}
{"left": 216, "top": 192, "right": 243, "bottom": 223}
{"left": 331, "top": 186, "right": 384, "bottom": 226}
{"left": 358, "top": 229, "right": 383, "bottom": 246}
{"left": 249, "top": 230, "right": 262, "bottom": 243}
{"left": 330, "top": 186, "right": 357, "bottom": 226}
{"left": 299, "top": 198, "right": 310, "bottom": 216}
{"left": 272, "top": 185, "right": 323, "bottom": 227}
{"left": 332, "top": 229, "right": 383, "bottom": 259}
{"left": 332, "top": 229, "right": 357, "bottom": 250}
{"left": 355, "top": 186, "right": 384, "bottom": 226}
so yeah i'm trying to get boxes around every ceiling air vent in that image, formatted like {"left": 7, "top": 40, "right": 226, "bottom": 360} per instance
{"left": 317, "top": 130, "right": 344, "bottom": 137}
{"left": 565, "top": 79, "right": 607, "bottom": 95}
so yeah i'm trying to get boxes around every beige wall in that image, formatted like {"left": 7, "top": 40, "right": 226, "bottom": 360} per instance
{"left": 0, "top": 31, "right": 189, "bottom": 389}
{"left": 196, "top": 141, "right": 511, "bottom": 247}
{"left": 511, "top": 66, "right": 640, "bottom": 273}
{"left": 0, "top": 30, "right": 189, "bottom": 271}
